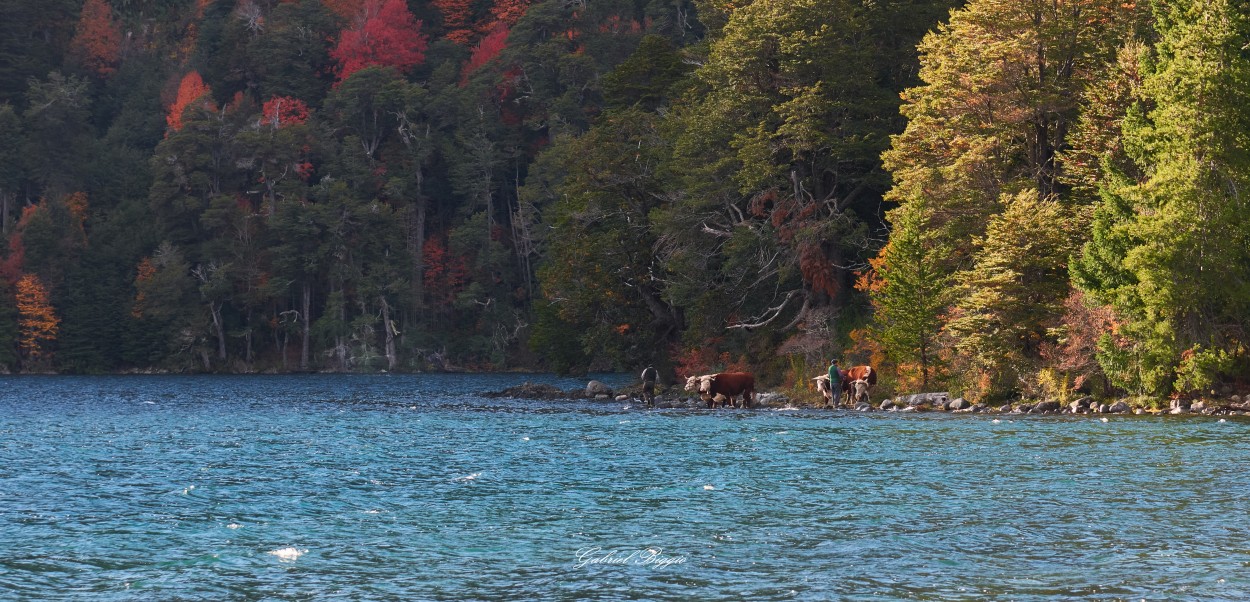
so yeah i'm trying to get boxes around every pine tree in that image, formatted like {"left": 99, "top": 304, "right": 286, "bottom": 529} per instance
{"left": 1082, "top": 0, "right": 1250, "bottom": 394}
{"left": 861, "top": 199, "right": 950, "bottom": 390}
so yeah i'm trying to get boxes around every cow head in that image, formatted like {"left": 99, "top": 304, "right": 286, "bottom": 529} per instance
{"left": 851, "top": 380, "right": 870, "bottom": 404}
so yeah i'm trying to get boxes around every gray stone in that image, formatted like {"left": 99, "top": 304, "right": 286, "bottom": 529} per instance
{"left": 998, "top": 404, "right": 1013, "bottom": 413}
{"left": 615, "top": 394, "right": 629, "bottom": 401}
{"left": 1075, "top": 396, "right": 1093, "bottom": 408}
{"left": 1191, "top": 400, "right": 1207, "bottom": 412}
{"left": 586, "top": 380, "right": 613, "bottom": 396}
{"left": 1069, "top": 401, "right": 1084, "bottom": 414}
{"left": 1108, "top": 400, "right": 1130, "bottom": 414}
{"left": 856, "top": 403, "right": 871, "bottom": 411}
{"left": 1097, "top": 404, "right": 1109, "bottom": 413}
{"left": 1170, "top": 406, "right": 1187, "bottom": 415}
{"left": 1034, "top": 401, "right": 1062, "bottom": 414}
{"left": 595, "top": 394, "right": 610, "bottom": 400}
{"left": 879, "top": 399, "right": 896, "bottom": 410}
{"left": 899, "top": 392, "right": 950, "bottom": 407}
{"left": 950, "top": 398, "right": 969, "bottom": 411}
{"left": 971, "top": 404, "right": 987, "bottom": 413}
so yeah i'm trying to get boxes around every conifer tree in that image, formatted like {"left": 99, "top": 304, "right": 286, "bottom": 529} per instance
{"left": 1077, "top": 0, "right": 1250, "bottom": 394}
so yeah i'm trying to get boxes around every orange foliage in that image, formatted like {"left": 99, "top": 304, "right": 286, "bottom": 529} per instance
{"left": 433, "top": 0, "right": 475, "bottom": 44}
{"left": 166, "top": 71, "right": 214, "bottom": 132}
{"left": 132, "top": 258, "right": 156, "bottom": 318}
{"left": 69, "top": 0, "right": 122, "bottom": 77}
{"left": 671, "top": 341, "right": 750, "bottom": 377}
{"left": 487, "top": 0, "right": 531, "bottom": 29}
{"left": 16, "top": 273, "right": 59, "bottom": 360}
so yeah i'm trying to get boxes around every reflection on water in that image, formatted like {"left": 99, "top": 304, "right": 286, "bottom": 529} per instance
{"left": 1, "top": 374, "right": 1248, "bottom": 601}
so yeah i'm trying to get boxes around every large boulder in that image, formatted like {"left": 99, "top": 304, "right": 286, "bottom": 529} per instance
{"left": 949, "top": 398, "right": 969, "bottom": 411}
{"left": 586, "top": 380, "right": 613, "bottom": 397}
{"left": 1032, "top": 400, "right": 1061, "bottom": 414}
{"left": 1107, "top": 400, "right": 1130, "bottom": 414}
{"left": 898, "top": 392, "right": 950, "bottom": 407}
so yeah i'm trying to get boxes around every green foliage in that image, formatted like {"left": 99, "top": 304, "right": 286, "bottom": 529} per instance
{"left": 947, "top": 191, "right": 1079, "bottom": 400}
{"left": 1074, "top": 0, "right": 1250, "bottom": 395}
{"left": 867, "top": 199, "right": 950, "bottom": 390}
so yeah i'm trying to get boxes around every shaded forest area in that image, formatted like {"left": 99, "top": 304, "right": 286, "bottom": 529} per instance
{"left": 0, "top": 0, "right": 1246, "bottom": 403}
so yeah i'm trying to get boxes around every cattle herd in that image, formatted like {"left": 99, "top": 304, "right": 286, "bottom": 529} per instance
{"left": 667, "top": 366, "right": 877, "bottom": 409}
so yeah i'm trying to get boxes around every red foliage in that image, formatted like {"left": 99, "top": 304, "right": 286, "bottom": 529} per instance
{"left": 423, "top": 235, "right": 468, "bottom": 307}
{"left": 69, "top": 0, "right": 122, "bottom": 77}
{"left": 261, "top": 96, "right": 311, "bottom": 128}
{"left": 166, "top": 71, "right": 214, "bottom": 132}
{"left": 798, "top": 242, "right": 838, "bottom": 299}
{"left": 331, "top": 0, "right": 429, "bottom": 82}
{"left": 433, "top": 0, "right": 475, "bottom": 44}
{"left": 461, "top": 24, "right": 509, "bottom": 85}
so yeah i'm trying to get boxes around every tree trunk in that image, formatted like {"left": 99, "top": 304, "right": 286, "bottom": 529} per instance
{"left": 210, "top": 301, "right": 226, "bottom": 362}
{"left": 300, "top": 282, "right": 311, "bottom": 371}
{"left": 381, "top": 296, "right": 397, "bottom": 371}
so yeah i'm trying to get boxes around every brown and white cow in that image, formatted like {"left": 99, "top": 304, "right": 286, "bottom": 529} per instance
{"left": 699, "top": 372, "right": 756, "bottom": 409}
{"left": 814, "top": 365, "right": 877, "bottom": 406}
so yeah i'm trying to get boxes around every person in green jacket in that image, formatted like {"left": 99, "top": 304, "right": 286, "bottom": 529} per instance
{"left": 827, "top": 359, "right": 842, "bottom": 407}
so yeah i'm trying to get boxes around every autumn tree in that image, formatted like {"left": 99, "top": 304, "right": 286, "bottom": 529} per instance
{"left": 330, "top": 0, "right": 429, "bottom": 82}
{"left": 433, "top": 0, "right": 475, "bottom": 44}
{"left": 883, "top": 0, "right": 1146, "bottom": 260}
{"left": 15, "top": 273, "right": 58, "bottom": 366}
{"left": 946, "top": 191, "right": 1079, "bottom": 400}
{"left": 68, "top": 0, "right": 122, "bottom": 77}
{"left": 166, "top": 71, "right": 213, "bottom": 132}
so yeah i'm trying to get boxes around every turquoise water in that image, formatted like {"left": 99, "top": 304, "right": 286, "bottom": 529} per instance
{"left": 1, "top": 375, "right": 1248, "bottom": 601}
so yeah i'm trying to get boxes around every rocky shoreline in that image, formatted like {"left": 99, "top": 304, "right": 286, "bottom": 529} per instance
{"left": 486, "top": 380, "right": 1250, "bottom": 417}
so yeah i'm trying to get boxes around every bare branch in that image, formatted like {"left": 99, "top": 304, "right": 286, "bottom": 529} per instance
{"left": 727, "top": 289, "right": 800, "bottom": 330}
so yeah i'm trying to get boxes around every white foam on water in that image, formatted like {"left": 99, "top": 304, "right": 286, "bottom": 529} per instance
{"left": 182, "top": 485, "right": 196, "bottom": 495}
{"left": 226, "top": 523, "right": 241, "bottom": 530}
{"left": 454, "top": 472, "right": 481, "bottom": 483}
{"left": 992, "top": 419, "right": 1001, "bottom": 424}
{"left": 1101, "top": 417, "right": 1109, "bottom": 423}
{"left": 268, "top": 547, "right": 307, "bottom": 562}
{"left": 363, "top": 510, "right": 381, "bottom": 514}
{"left": 703, "top": 485, "right": 715, "bottom": 490}
{"left": 522, "top": 437, "right": 530, "bottom": 441}
{"left": 619, "top": 420, "right": 631, "bottom": 424}
{"left": 143, "top": 401, "right": 156, "bottom": 405}
{"left": 1220, "top": 419, "right": 1227, "bottom": 423}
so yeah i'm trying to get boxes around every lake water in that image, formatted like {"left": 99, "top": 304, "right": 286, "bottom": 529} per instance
{"left": 1, "top": 375, "right": 1247, "bottom": 601}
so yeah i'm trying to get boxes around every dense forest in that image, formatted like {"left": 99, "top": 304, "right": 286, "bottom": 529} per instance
{"left": 0, "top": 0, "right": 1246, "bottom": 401}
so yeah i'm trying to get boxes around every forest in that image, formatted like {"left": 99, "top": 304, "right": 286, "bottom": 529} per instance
{"left": 0, "top": 0, "right": 1246, "bottom": 402}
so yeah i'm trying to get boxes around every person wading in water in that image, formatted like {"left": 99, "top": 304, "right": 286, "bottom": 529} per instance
{"left": 640, "top": 365, "right": 658, "bottom": 407}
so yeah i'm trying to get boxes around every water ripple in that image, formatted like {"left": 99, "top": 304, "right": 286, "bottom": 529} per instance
{"left": 1, "top": 375, "right": 1248, "bottom": 600}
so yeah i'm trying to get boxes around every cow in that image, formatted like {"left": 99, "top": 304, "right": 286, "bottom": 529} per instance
{"left": 684, "top": 374, "right": 721, "bottom": 407}
{"left": 814, "top": 365, "right": 877, "bottom": 407}
{"left": 699, "top": 372, "right": 756, "bottom": 409}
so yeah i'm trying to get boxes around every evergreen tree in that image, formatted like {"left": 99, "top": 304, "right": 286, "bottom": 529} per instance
{"left": 1077, "top": 0, "right": 1250, "bottom": 394}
